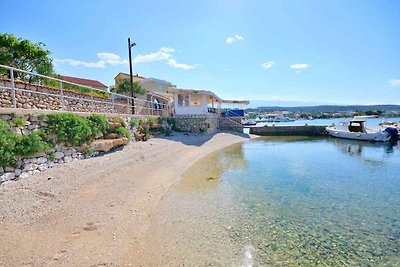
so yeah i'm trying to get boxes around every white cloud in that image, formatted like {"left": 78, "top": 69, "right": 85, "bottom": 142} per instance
{"left": 226, "top": 34, "right": 244, "bottom": 44}
{"left": 55, "top": 47, "right": 198, "bottom": 70}
{"left": 168, "top": 59, "right": 198, "bottom": 70}
{"left": 290, "top": 63, "right": 310, "bottom": 70}
{"left": 54, "top": 52, "right": 128, "bottom": 68}
{"left": 389, "top": 79, "right": 400, "bottom": 87}
{"left": 226, "top": 37, "right": 234, "bottom": 44}
{"left": 261, "top": 61, "right": 276, "bottom": 69}
{"left": 133, "top": 47, "right": 174, "bottom": 64}
{"left": 235, "top": 34, "right": 244, "bottom": 41}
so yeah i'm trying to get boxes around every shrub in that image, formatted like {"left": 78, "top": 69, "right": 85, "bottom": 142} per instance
{"left": 0, "top": 120, "right": 17, "bottom": 167}
{"left": 14, "top": 131, "right": 50, "bottom": 157}
{"left": 12, "top": 117, "right": 26, "bottom": 128}
{"left": 146, "top": 117, "right": 159, "bottom": 127}
{"left": 130, "top": 118, "right": 140, "bottom": 128}
{"left": 88, "top": 114, "right": 109, "bottom": 138}
{"left": 115, "top": 127, "right": 130, "bottom": 140}
{"left": 46, "top": 113, "right": 93, "bottom": 146}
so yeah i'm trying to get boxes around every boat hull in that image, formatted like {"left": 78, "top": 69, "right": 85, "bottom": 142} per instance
{"left": 326, "top": 128, "right": 389, "bottom": 142}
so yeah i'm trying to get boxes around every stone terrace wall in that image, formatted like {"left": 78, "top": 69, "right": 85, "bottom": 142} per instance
{"left": 0, "top": 79, "right": 151, "bottom": 115}
{"left": 0, "top": 110, "right": 131, "bottom": 184}
{"left": 173, "top": 114, "right": 220, "bottom": 133}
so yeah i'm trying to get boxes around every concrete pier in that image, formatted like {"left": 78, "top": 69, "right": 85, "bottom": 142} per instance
{"left": 246, "top": 125, "right": 328, "bottom": 136}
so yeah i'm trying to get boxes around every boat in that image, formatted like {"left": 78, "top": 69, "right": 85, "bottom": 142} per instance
{"left": 326, "top": 119, "right": 399, "bottom": 142}
{"left": 242, "top": 119, "right": 257, "bottom": 126}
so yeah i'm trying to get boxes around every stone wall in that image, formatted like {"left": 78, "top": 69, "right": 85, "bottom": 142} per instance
{"left": 0, "top": 110, "right": 131, "bottom": 184}
{"left": 219, "top": 117, "right": 243, "bottom": 132}
{"left": 0, "top": 78, "right": 152, "bottom": 115}
{"left": 173, "top": 114, "right": 220, "bottom": 133}
{"left": 173, "top": 114, "right": 244, "bottom": 133}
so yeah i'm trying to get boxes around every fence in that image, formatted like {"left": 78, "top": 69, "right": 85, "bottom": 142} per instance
{"left": 0, "top": 64, "right": 170, "bottom": 117}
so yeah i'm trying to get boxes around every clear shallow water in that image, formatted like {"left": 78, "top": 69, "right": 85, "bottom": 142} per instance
{"left": 142, "top": 137, "right": 400, "bottom": 266}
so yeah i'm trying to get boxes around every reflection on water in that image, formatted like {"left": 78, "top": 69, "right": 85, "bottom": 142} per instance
{"left": 141, "top": 137, "right": 400, "bottom": 266}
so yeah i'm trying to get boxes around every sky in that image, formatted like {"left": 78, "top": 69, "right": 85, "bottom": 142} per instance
{"left": 1, "top": 0, "right": 400, "bottom": 107}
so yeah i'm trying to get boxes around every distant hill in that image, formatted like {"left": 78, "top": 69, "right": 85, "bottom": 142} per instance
{"left": 247, "top": 105, "right": 400, "bottom": 113}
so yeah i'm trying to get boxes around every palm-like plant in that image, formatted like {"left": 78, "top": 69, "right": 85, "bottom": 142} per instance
{"left": 115, "top": 78, "right": 146, "bottom": 95}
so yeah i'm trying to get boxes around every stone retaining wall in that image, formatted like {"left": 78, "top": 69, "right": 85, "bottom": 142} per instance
{"left": 173, "top": 114, "right": 244, "bottom": 133}
{"left": 0, "top": 110, "right": 132, "bottom": 184}
{"left": 173, "top": 114, "right": 220, "bottom": 133}
{"left": 0, "top": 78, "right": 151, "bottom": 115}
{"left": 219, "top": 117, "right": 243, "bottom": 132}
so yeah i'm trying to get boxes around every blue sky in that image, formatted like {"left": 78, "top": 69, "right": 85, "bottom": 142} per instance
{"left": 1, "top": 0, "right": 400, "bottom": 106}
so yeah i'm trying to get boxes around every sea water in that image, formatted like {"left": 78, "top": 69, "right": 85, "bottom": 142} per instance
{"left": 141, "top": 137, "right": 400, "bottom": 266}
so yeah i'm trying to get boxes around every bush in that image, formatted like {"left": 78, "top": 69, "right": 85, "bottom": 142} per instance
{"left": 88, "top": 114, "right": 109, "bottom": 138}
{"left": 146, "top": 117, "right": 159, "bottom": 127}
{"left": 0, "top": 120, "right": 50, "bottom": 167}
{"left": 130, "top": 118, "right": 140, "bottom": 128}
{"left": 12, "top": 117, "right": 26, "bottom": 128}
{"left": 46, "top": 113, "right": 93, "bottom": 146}
{"left": 115, "top": 127, "right": 130, "bottom": 140}
{"left": 14, "top": 131, "right": 50, "bottom": 157}
{"left": 0, "top": 120, "right": 17, "bottom": 167}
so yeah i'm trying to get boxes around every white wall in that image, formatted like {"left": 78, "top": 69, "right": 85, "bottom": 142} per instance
{"left": 173, "top": 93, "right": 209, "bottom": 114}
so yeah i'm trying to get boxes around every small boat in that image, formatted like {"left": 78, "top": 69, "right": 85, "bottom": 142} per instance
{"left": 326, "top": 119, "right": 399, "bottom": 142}
{"left": 242, "top": 119, "right": 257, "bottom": 126}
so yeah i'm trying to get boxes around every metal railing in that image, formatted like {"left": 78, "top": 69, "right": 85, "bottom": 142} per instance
{"left": 0, "top": 64, "right": 170, "bottom": 116}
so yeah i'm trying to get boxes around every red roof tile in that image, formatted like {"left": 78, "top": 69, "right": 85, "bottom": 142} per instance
{"left": 60, "top": 75, "right": 107, "bottom": 88}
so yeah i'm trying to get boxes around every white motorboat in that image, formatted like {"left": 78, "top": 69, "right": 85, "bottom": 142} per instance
{"left": 326, "top": 119, "right": 398, "bottom": 142}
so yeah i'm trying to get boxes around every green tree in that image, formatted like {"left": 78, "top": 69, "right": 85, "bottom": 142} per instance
{"left": 0, "top": 33, "right": 53, "bottom": 83}
{"left": 114, "top": 78, "right": 146, "bottom": 96}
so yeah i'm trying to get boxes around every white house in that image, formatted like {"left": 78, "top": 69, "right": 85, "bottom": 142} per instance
{"left": 169, "top": 88, "right": 249, "bottom": 115}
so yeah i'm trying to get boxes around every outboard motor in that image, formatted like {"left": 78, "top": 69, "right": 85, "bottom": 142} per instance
{"left": 384, "top": 127, "right": 399, "bottom": 144}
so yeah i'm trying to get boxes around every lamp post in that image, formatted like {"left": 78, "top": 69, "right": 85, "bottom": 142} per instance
{"left": 128, "top": 38, "right": 136, "bottom": 114}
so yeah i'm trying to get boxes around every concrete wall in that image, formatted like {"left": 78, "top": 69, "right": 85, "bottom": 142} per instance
{"left": 248, "top": 125, "right": 328, "bottom": 136}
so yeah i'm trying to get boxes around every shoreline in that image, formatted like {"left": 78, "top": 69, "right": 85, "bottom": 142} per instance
{"left": 0, "top": 131, "right": 253, "bottom": 266}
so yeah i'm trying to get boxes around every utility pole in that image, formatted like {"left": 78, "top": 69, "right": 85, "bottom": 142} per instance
{"left": 128, "top": 38, "right": 136, "bottom": 114}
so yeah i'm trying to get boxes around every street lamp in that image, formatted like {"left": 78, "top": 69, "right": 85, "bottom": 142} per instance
{"left": 128, "top": 38, "right": 136, "bottom": 114}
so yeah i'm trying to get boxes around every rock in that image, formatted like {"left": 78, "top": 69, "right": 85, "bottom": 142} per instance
{"left": 72, "top": 153, "right": 78, "bottom": 158}
{"left": 23, "top": 163, "right": 35, "bottom": 171}
{"left": 14, "top": 169, "right": 22, "bottom": 176}
{"left": 54, "top": 152, "right": 64, "bottom": 159}
{"left": 105, "top": 133, "right": 119, "bottom": 139}
{"left": 1, "top": 115, "right": 11, "bottom": 121}
{"left": 4, "top": 166, "right": 14, "bottom": 172}
{"left": 36, "top": 157, "right": 47, "bottom": 164}
{"left": 27, "top": 125, "right": 37, "bottom": 130}
{"left": 88, "top": 138, "right": 129, "bottom": 153}
{"left": 63, "top": 149, "right": 74, "bottom": 156}
{"left": 19, "top": 173, "right": 29, "bottom": 179}
{"left": 0, "top": 167, "right": 4, "bottom": 174}
{"left": 33, "top": 170, "right": 40, "bottom": 174}
{"left": 1, "top": 172, "right": 16, "bottom": 182}
{"left": 15, "top": 160, "right": 23, "bottom": 168}
{"left": 64, "top": 156, "right": 73, "bottom": 163}
{"left": 38, "top": 164, "right": 48, "bottom": 172}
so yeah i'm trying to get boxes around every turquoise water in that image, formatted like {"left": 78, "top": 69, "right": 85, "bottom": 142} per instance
{"left": 144, "top": 137, "right": 400, "bottom": 266}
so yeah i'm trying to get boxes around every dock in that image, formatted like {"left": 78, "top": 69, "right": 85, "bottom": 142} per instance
{"left": 245, "top": 125, "right": 328, "bottom": 136}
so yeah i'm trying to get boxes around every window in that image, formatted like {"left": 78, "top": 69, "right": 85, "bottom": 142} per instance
{"left": 191, "top": 94, "right": 202, "bottom": 106}
{"left": 177, "top": 94, "right": 189, "bottom": 107}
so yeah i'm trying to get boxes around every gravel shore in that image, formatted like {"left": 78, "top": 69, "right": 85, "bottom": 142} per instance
{"left": 0, "top": 132, "right": 251, "bottom": 266}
